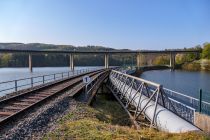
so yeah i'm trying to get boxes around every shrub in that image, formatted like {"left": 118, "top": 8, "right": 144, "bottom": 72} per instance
{"left": 202, "top": 43, "right": 210, "bottom": 59}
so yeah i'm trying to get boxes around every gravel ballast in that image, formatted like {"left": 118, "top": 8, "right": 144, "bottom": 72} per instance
{"left": 0, "top": 84, "right": 83, "bottom": 140}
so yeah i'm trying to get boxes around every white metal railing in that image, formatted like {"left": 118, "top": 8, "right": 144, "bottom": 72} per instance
{"left": 0, "top": 68, "right": 100, "bottom": 96}
{"left": 109, "top": 70, "right": 196, "bottom": 123}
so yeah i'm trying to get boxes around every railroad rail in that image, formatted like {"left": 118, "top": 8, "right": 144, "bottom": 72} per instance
{"left": 0, "top": 69, "right": 108, "bottom": 127}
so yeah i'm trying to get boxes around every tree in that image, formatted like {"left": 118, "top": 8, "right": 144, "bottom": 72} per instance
{"left": 0, "top": 54, "right": 12, "bottom": 67}
{"left": 202, "top": 43, "right": 210, "bottom": 59}
{"left": 153, "top": 56, "right": 169, "bottom": 65}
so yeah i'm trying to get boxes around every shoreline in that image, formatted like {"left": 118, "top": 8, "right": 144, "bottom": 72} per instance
{"left": 178, "top": 59, "right": 210, "bottom": 72}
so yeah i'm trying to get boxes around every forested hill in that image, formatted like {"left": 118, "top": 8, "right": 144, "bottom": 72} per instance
{"left": 0, "top": 43, "right": 133, "bottom": 67}
{"left": 0, "top": 43, "right": 115, "bottom": 51}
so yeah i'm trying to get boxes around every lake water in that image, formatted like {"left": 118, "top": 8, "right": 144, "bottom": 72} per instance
{"left": 140, "top": 70, "right": 210, "bottom": 100}
{"left": 0, "top": 66, "right": 101, "bottom": 96}
{"left": 1, "top": 67, "right": 210, "bottom": 102}
{"left": 0, "top": 67, "right": 101, "bottom": 82}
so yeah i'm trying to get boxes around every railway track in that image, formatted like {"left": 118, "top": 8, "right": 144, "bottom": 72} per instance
{"left": 0, "top": 69, "right": 107, "bottom": 128}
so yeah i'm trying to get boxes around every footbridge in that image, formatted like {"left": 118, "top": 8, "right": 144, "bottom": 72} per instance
{"left": 107, "top": 70, "right": 203, "bottom": 133}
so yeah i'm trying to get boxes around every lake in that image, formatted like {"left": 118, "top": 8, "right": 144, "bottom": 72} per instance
{"left": 140, "top": 69, "right": 210, "bottom": 100}
{"left": 0, "top": 66, "right": 101, "bottom": 96}
{"left": 1, "top": 67, "right": 210, "bottom": 101}
{"left": 0, "top": 67, "right": 102, "bottom": 82}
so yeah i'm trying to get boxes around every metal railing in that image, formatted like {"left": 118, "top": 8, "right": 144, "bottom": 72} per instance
{"left": 109, "top": 70, "right": 196, "bottom": 123}
{"left": 85, "top": 70, "right": 109, "bottom": 103}
{"left": 0, "top": 68, "right": 100, "bottom": 96}
{"left": 164, "top": 88, "right": 210, "bottom": 115}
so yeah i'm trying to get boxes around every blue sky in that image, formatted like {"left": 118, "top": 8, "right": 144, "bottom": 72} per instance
{"left": 0, "top": 0, "right": 210, "bottom": 50}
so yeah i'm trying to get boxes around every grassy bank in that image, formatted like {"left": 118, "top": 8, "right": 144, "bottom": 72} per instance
{"left": 181, "top": 59, "right": 210, "bottom": 71}
{"left": 43, "top": 94, "right": 209, "bottom": 140}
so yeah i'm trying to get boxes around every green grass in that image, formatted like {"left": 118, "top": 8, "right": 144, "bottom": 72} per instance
{"left": 43, "top": 94, "right": 209, "bottom": 140}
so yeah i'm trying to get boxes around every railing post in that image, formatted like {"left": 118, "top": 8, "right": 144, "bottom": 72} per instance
{"left": 31, "top": 77, "right": 33, "bottom": 87}
{"left": 29, "top": 53, "right": 33, "bottom": 72}
{"left": 199, "top": 88, "right": 202, "bottom": 113}
{"left": 43, "top": 76, "right": 45, "bottom": 84}
{"left": 15, "top": 80, "right": 18, "bottom": 92}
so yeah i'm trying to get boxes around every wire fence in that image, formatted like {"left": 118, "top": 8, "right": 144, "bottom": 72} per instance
{"left": 163, "top": 88, "right": 210, "bottom": 115}
{"left": 202, "top": 90, "right": 210, "bottom": 102}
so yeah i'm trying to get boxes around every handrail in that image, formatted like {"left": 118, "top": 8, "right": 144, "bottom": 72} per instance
{"left": 111, "top": 70, "right": 161, "bottom": 87}
{"left": 168, "top": 97, "right": 196, "bottom": 111}
{"left": 164, "top": 88, "right": 198, "bottom": 100}
{"left": 148, "top": 88, "right": 197, "bottom": 112}
{"left": 164, "top": 88, "right": 210, "bottom": 105}
{"left": 0, "top": 69, "right": 90, "bottom": 85}
{"left": 0, "top": 68, "right": 100, "bottom": 96}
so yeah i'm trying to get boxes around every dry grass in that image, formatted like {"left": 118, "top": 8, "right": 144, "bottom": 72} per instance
{"left": 43, "top": 94, "right": 210, "bottom": 140}
{"left": 181, "top": 59, "right": 210, "bottom": 71}
{"left": 182, "top": 61, "right": 201, "bottom": 71}
{"left": 195, "top": 112, "right": 210, "bottom": 134}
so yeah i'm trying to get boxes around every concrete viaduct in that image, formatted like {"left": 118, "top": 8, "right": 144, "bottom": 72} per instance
{"left": 0, "top": 49, "right": 201, "bottom": 72}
